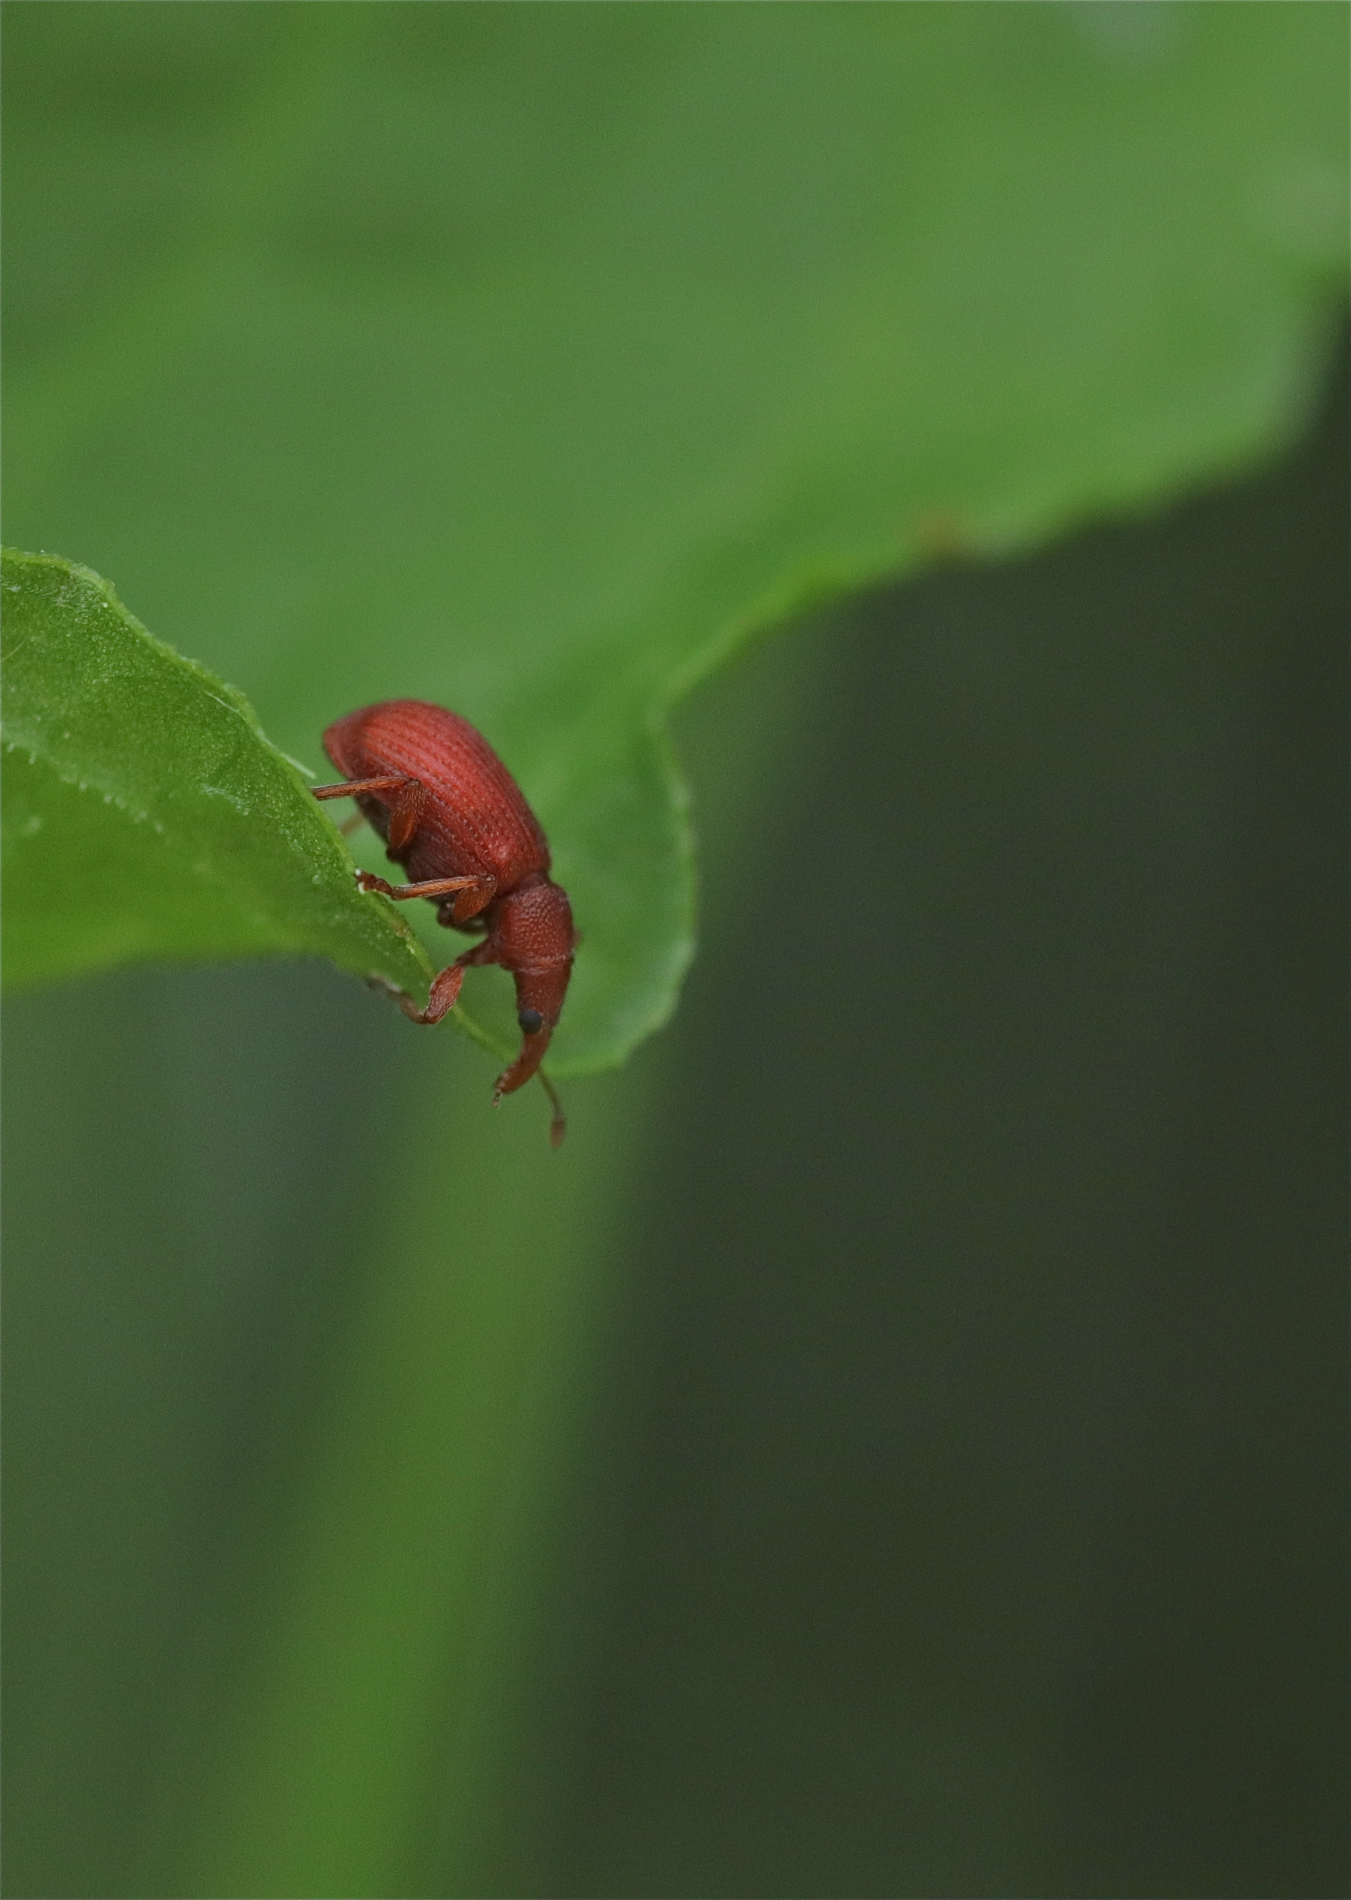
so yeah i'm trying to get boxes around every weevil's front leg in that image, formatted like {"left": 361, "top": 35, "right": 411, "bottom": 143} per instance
{"left": 312, "top": 775, "right": 410, "bottom": 801}
{"left": 313, "top": 776, "right": 427, "bottom": 852}
{"left": 366, "top": 937, "right": 497, "bottom": 1026}
{"left": 385, "top": 778, "right": 426, "bottom": 853}
{"left": 355, "top": 870, "right": 496, "bottom": 920}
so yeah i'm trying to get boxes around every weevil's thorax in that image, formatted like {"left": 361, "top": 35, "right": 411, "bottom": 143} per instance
{"left": 489, "top": 876, "right": 576, "bottom": 1027}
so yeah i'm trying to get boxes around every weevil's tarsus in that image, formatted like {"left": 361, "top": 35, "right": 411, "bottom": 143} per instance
{"left": 540, "top": 1071, "right": 566, "bottom": 1149}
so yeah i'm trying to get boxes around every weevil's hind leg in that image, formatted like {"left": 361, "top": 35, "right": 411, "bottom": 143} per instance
{"left": 366, "top": 935, "right": 497, "bottom": 1026}
{"left": 366, "top": 958, "right": 466, "bottom": 1026}
{"left": 409, "top": 958, "right": 466, "bottom": 1025}
{"left": 540, "top": 1071, "right": 566, "bottom": 1149}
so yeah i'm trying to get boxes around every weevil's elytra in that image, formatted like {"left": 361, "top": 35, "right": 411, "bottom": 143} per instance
{"left": 311, "top": 699, "right": 575, "bottom": 1147}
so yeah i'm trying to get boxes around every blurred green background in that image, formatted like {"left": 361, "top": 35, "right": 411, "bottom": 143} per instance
{"left": 3, "top": 6, "right": 1347, "bottom": 1898}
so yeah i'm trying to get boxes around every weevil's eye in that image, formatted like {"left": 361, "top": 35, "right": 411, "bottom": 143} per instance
{"left": 518, "top": 1008, "right": 544, "bottom": 1036}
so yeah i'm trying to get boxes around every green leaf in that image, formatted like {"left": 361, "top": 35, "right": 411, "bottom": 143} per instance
{"left": 3, "top": 5, "right": 1347, "bottom": 1074}
{"left": 1, "top": 548, "right": 432, "bottom": 1001}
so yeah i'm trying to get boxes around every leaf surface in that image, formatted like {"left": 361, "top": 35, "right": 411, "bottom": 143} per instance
{"left": 1, "top": 548, "right": 432, "bottom": 998}
{"left": 3, "top": 6, "right": 1346, "bottom": 1069}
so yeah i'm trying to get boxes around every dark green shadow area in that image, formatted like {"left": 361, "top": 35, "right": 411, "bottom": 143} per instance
{"left": 479, "top": 348, "right": 1350, "bottom": 1900}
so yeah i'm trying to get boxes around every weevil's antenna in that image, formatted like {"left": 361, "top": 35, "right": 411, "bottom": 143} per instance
{"left": 540, "top": 1071, "right": 566, "bottom": 1149}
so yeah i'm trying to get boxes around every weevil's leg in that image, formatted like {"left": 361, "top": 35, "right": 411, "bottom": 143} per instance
{"left": 455, "top": 938, "right": 500, "bottom": 968}
{"left": 385, "top": 778, "right": 426, "bottom": 854}
{"left": 338, "top": 811, "right": 366, "bottom": 838}
{"left": 312, "top": 776, "right": 410, "bottom": 801}
{"left": 438, "top": 900, "right": 490, "bottom": 933}
{"left": 312, "top": 776, "right": 426, "bottom": 848}
{"left": 448, "top": 879, "right": 495, "bottom": 926}
{"left": 365, "top": 934, "right": 496, "bottom": 1024}
{"left": 540, "top": 1072, "right": 566, "bottom": 1149}
{"left": 409, "top": 958, "right": 466, "bottom": 1025}
{"left": 367, "top": 958, "right": 465, "bottom": 1025}
{"left": 355, "top": 871, "right": 497, "bottom": 911}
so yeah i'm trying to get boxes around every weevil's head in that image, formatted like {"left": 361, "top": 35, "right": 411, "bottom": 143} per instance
{"left": 489, "top": 877, "right": 576, "bottom": 1099}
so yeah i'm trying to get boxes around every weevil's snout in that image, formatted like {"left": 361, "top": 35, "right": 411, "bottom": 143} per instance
{"left": 489, "top": 880, "right": 574, "bottom": 1120}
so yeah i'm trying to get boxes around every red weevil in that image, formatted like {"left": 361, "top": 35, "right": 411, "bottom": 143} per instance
{"left": 311, "top": 699, "right": 575, "bottom": 1147}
